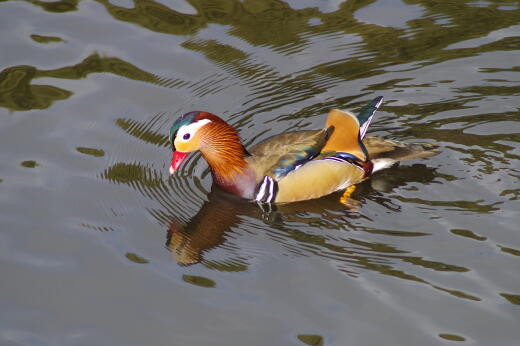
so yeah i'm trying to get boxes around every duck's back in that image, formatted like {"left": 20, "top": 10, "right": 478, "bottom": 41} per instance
{"left": 244, "top": 97, "right": 438, "bottom": 203}
{"left": 247, "top": 129, "right": 331, "bottom": 180}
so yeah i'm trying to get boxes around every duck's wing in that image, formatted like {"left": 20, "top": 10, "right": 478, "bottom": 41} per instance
{"left": 248, "top": 129, "right": 332, "bottom": 179}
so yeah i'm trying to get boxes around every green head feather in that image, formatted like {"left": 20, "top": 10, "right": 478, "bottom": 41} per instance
{"left": 169, "top": 111, "right": 199, "bottom": 150}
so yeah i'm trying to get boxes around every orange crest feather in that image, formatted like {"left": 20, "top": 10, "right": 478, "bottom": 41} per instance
{"left": 199, "top": 121, "right": 247, "bottom": 182}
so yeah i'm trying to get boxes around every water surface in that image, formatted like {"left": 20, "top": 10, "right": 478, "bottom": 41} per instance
{"left": 1, "top": 1, "right": 519, "bottom": 345}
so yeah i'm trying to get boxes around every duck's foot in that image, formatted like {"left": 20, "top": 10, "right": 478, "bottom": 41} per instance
{"left": 339, "top": 185, "right": 361, "bottom": 210}
{"left": 340, "top": 185, "right": 356, "bottom": 201}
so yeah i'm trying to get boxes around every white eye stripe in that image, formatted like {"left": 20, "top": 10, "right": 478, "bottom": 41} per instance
{"left": 177, "top": 119, "right": 211, "bottom": 142}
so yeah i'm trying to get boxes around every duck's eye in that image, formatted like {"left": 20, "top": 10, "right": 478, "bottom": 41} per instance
{"left": 183, "top": 133, "right": 190, "bottom": 140}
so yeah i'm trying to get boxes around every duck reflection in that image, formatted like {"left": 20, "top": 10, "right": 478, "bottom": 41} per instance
{"left": 166, "top": 188, "right": 247, "bottom": 266}
{"left": 165, "top": 163, "right": 481, "bottom": 300}
{"left": 166, "top": 163, "right": 435, "bottom": 265}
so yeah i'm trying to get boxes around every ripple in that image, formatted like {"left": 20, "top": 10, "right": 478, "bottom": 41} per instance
{"left": 79, "top": 222, "right": 114, "bottom": 233}
{"left": 116, "top": 116, "right": 169, "bottom": 148}
{"left": 103, "top": 107, "right": 211, "bottom": 228}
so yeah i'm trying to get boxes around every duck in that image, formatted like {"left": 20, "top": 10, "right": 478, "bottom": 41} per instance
{"left": 168, "top": 97, "right": 439, "bottom": 203}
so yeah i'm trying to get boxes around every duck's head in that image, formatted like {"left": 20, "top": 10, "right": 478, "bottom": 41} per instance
{"left": 169, "top": 111, "right": 213, "bottom": 174}
{"left": 169, "top": 111, "right": 244, "bottom": 175}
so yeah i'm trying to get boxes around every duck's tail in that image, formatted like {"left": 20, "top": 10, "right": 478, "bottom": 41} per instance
{"left": 357, "top": 96, "right": 383, "bottom": 139}
{"left": 363, "top": 136, "right": 440, "bottom": 172}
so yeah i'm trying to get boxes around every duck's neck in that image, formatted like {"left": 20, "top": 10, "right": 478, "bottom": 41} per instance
{"left": 199, "top": 121, "right": 250, "bottom": 188}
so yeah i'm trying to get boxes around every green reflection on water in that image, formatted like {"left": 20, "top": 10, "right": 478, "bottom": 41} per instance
{"left": 498, "top": 245, "right": 520, "bottom": 257}
{"left": 116, "top": 118, "right": 169, "bottom": 147}
{"left": 0, "top": 53, "right": 166, "bottom": 111}
{"left": 80, "top": 222, "right": 114, "bottom": 233}
{"left": 393, "top": 196, "right": 502, "bottom": 214}
{"left": 500, "top": 189, "right": 519, "bottom": 201}
{"left": 76, "top": 147, "right": 105, "bottom": 157}
{"left": 0, "top": 66, "right": 72, "bottom": 111}
{"left": 21, "top": 160, "right": 39, "bottom": 168}
{"left": 125, "top": 252, "right": 150, "bottom": 264}
{"left": 400, "top": 257, "right": 468, "bottom": 272}
{"left": 450, "top": 228, "right": 487, "bottom": 241}
{"left": 182, "top": 274, "right": 216, "bottom": 288}
{"left": 87, "top": 0, "right": 520, "bottom": 176}
{"left": 27, "top": 0, "right": 79, "bottom": 13}
{"left": 458, "top": 84, "right": 520, "bottom": 96}
{"left": 297, "top": 334, "right": 324, "bottom": 346}
{"left": 481, "top": 66, "right": 520, "bottom": 73}
{"left": 101, "top": 163, "right": 162, "bottom": 187}
{"left": 203, "top": 260, "right": 248, "bottom": 272}
{"left": 4, "top": 0, "right": 520, "bottom": 120}
{"left": 500, "top": 293, "right": 520, "bottom": 306}
{"left": 95, "top": 0, "right": 203, "bottom": 36}
{"left": 94, "top": 0, "right": 520, "bottom": 72}
{"left": 439, "top": 333, "right": 465, "bottom": 342}
{"left": 37, "top": 53, "right": 159, "bottom": 83}
{"left": 30, "top": 34, "right": 65, "bottom": 44}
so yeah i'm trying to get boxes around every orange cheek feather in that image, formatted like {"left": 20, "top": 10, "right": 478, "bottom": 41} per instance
{"left": 174, "top": 133, "right": 201, "bottom": 153}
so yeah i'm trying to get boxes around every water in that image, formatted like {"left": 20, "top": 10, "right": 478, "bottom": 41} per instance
{"left": 1, "top": 1, "right": 519, "bottom": 345}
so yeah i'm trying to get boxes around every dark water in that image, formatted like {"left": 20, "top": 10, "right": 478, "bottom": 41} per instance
{"left": 1, "top": 1, "right": 519, "bottom": 345}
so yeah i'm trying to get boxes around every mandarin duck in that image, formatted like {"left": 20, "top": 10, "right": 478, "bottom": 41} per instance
{"left": 169, "top": 97, "right": 438, "bottom": 203}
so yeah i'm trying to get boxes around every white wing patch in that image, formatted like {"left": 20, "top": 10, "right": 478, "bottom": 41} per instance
{"left": 372, "top": 158, "right": 397, "bottom": 172}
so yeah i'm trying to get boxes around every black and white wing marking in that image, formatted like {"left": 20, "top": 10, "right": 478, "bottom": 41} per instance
{"left": 254, "top": 176, "right": 279, "bottom": 203}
